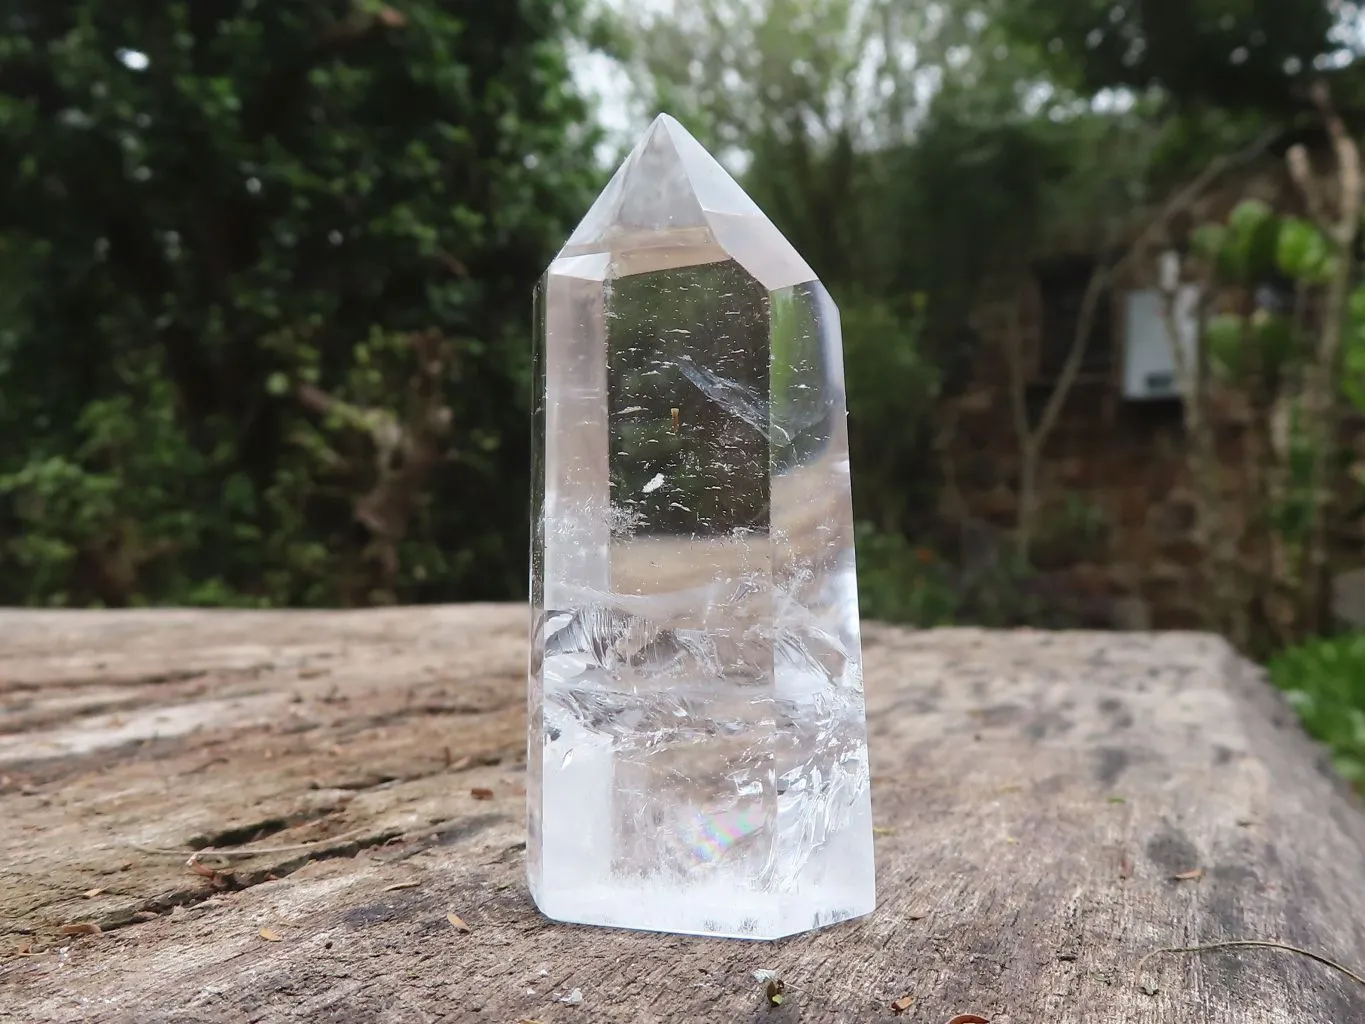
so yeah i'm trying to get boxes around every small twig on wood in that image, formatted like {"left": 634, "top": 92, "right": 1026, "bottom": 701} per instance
{"left": 126, "top": 825, "right": 373, "bottom": 864}
{"left": 124, "top": 816, "right": 472, "bottom": 868}
{"left": 1137, "top": 940, "right": 1365, "bottom": 993}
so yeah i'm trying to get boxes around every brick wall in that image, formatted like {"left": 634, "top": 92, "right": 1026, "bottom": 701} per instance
{"left": 926, "top": 148, "right": 1365, "bottom": 629}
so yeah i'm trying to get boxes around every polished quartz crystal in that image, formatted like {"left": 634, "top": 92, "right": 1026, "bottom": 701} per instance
{"left": 527, "top": 114, "right": 875, "bottom": 939}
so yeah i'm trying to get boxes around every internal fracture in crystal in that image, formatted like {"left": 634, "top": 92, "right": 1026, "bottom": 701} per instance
{"left": 527, "top": 113, "right": 876, "bottom": 939}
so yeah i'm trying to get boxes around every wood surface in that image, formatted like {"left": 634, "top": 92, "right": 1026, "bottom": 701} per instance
{"left": 2, "top": 605, "right": 1364, "bottom": 1023}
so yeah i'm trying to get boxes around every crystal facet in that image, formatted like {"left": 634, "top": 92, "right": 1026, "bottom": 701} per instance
{"left": 528, "top": 114, "right": 875, "bottom": 939}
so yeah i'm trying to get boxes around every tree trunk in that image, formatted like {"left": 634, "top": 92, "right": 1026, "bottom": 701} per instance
{"left": 1289, "top": 82, "right": 1362, "bottom": 638}
{"left": 1015, "top": 442, "right": 1041, "bottom": 566}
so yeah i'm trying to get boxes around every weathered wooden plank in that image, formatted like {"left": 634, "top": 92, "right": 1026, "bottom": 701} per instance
{"left": 1, "top": 605, "right": 1363, "bottom": 1023}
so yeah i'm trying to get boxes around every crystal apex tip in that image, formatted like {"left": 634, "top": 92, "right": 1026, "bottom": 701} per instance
{"left": 557, "top": 110, "right": 815, "bottom": 290}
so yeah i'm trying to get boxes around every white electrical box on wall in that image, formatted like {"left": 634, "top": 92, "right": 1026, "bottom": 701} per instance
{"left": 1121, "top": 285, "right": 1201, "bottom": 400}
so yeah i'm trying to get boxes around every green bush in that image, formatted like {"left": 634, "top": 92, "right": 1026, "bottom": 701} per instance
{"left": 1269, "top": 634, "right": 1365, "bottom": 789}
{"left": 0, "top": 0, "right": 599, "bottom": 608}
{"left": 855, "top": 522, "right": 1105, "bottom": 630}
{"left": 855, "top": 524, "right": 960, "bottom": 627}
{"left": 842, "top": 292, "right": 941, "bottom": 535}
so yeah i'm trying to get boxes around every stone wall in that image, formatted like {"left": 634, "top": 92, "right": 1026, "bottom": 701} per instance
{"left": 942, "top": 375, "right": 1204, "bottom": 629}
{"left": 931, "top": 149, "right": 1359, "bottom": 630}
{"left": 943, "top": 339, "right": 1365, "bottom": 634}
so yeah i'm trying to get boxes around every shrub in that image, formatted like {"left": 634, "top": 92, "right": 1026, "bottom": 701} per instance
{"left": 1269, "top": 634, "right": 1365, "bottom": 789}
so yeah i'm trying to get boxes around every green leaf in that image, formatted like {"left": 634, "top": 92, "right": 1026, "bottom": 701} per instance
{"left": 1205, "top": 313, "right": 1248, "bottom": 379}
{"left": 1229, "top": 198, "right": 1274, "bottom": 236}
{"left": 1251, "top": 310, "right": 1297, "bottom": 372}
{"left": 1225, "top": 200, "right": 1280, "bottom": 280}
{"left": 1276, "top": 217, "right": 1332, "bottom": 283}
{"left": 1189, "top": 223, "right": 1228, "bottom": 264}
{"left": 0, "top": 0, "right": 597, "bottom": 608}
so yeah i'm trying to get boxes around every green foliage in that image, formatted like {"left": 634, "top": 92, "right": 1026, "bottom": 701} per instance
{"left": 1191, "top": 203, "right": 1335, "bottom": 383}
{"left": 1341, "top": 285, "right": 1365, "bottom": 412}
{"left": 1270, "top": 633, "right": 1365, "bottom": 789}
{"left": 0, "top": 351, "right": 227, "bottom": 606}
{"left": 1225, "top": 199, "right": 1282, "bottom": 279}
{"left": 887, "top": 107, "right": 1061, "bottom": 337}
{"left": 1031, "top": 495, "right": 1110, "bottom": 570}
{"left": 841, "top": 292, "right": 940, "bottom": 531}
{"left": 621, "top": 0, "right": 952, "bottom": 537}
{"left": 855, "top": 526, "right": 960, "bottom": 627}
{"left": 1276, "top": 217, "right": 1336, "bottom": 284}
{"left": 0, "top": 0, "right": 598, "bottom": 606}
{"left": 993, "top": 0, "right": 1341, "bottom": 114}
{"left": 623, "top": 0, "right": 1237, "bottom": 612}
{"left": 1268, "top": 398, "right": 1318, "bottom": 544}
{"left": 1204, "top": 313, "right": 1248, "bottom": 379}
{"left": 855, "top": 524, "right": 1085, "bottom": 628}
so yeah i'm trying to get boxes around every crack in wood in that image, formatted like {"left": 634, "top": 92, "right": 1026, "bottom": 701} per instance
{"left": 89, "top": 829, "right": 410, "bottom": 938}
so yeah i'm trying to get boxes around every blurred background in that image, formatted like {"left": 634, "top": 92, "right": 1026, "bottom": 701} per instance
{"left": 4, "top": 1, "right": 1365, "bottom": 781}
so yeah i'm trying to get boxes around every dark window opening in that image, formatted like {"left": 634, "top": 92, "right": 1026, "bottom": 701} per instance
{"left": 1035, "top": 256, "right": 1113, "bottom": 378}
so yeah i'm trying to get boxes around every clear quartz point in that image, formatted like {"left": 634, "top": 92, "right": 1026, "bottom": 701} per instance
{"left": 527, "top": 113, "right": 875, "bottom": 939}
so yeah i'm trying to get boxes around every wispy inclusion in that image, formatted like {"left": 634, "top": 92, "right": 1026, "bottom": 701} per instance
{"left": 528, "top": 114, "right": 875, "bottom": 939}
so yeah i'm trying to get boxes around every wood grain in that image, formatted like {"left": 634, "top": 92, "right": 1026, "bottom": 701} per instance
{"left": 1, "top": 605, "right": 1363, "bottom": 1023}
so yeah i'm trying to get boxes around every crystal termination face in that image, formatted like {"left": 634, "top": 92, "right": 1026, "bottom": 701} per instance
{"left": 528, "top": 114, "right": 875, "bottom": 939}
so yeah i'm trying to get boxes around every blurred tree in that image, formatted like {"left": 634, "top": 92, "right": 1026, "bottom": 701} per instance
{"left": 0, "top": 0, "right": 600, "bottom": 606}
{"left": 620, "top": 0, "right": 952, "bottom": 536}
{"left": 619, "top": 0, "right": 1193, "bottom": 544}
{"left": 991, "top": 0, "right": 1351, "bottom": 114}
{"left": 619, "top": 0, "right": 1323, "bottom": 619}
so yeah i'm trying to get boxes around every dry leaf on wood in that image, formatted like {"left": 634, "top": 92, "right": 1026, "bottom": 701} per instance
{"left": 83, "top": 888, "right": 104, "bottom": 899}
{"left": 59, "top": 923, "right": 101, "bottom": 936}
{"left": 384, "top": 881, "right": 421, "bottom": 891}
{"left": 763, "top": 978, "right": 785, "bottom": 1005}
{"left": 470, "top": 787, "right": 495, "bottom": 800}
{"left": 946, "top": 1015, "right": 991, "bottom": 1024}
{"left": 890, "top": 994, "right": 914, "bottom": 1014}
{"left": 1172, "top": 868, "right": 1205, "bottom": 881}
{"left": 258, "top": 928, "right": 282, "bottom": 942}
{"left": 446, "top": 912, "right": 471, "bottom": 933}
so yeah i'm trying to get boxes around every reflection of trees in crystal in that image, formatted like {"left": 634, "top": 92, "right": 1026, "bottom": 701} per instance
{"left": 607, "top": 259, "right": 769, "bottom": 537}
